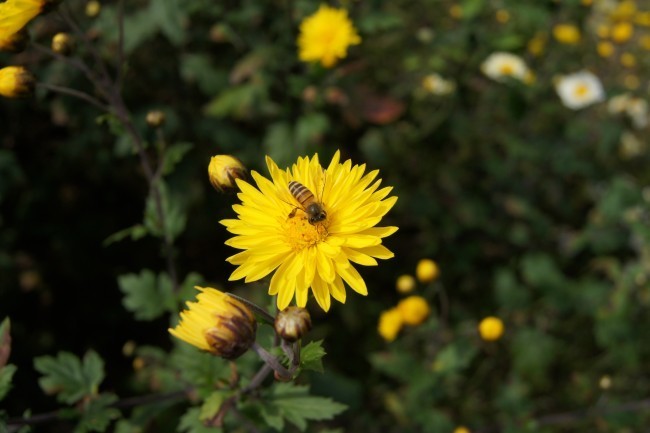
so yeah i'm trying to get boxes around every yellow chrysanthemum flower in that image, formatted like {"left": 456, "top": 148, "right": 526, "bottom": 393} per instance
{"left": 169, "top": 287, "right": 257, "bottom": 359}
{"left": 221, "top": 151, "right": 398, "bottom": 312}
{"left": 0, "top": 0, "right": 56, "bottom": 41}
{"left": 297, "top": 4, "right": 361, "bottom": 68}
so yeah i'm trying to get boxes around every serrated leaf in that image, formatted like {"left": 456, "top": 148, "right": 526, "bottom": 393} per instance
{"left": 118, "top": 270, "right": 175, "bottom": 320}
{"left": 178, "top": 273, "right": 205, "bottom": 303}
{"left": 267, "top": 383, "right": 347, "bottom": 432}
{"left": 162, "top": 142, "right": 194, "bottom": 175}
{"left": 178, "top": 408, "right": 222, "bottom": 433}
{"left": 103, "top": 225, "right": 148, "bottom": 246}
{"left": 300, "top": 340, "right": 326, "bottom": 373}
{"left": 170, "top": 344, "right": 230, "bottom": 397}
{"left": 34, "top": 351, "right": 105, "bottom": 404}
{"left": 0, "top": 364, "right": 17, "bottom": 401}
{"left": 75, "top": 393, "right": 120, "bottom": 433}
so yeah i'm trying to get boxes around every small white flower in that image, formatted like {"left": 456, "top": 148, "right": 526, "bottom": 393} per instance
{"left": 422, "top": 73, "right": 456, "bottom": 95}
{"left": 555, "top": 71, "right": 605, "bottom": 110}
{"left": 607, "top": 93, "right": 631, "bottom": 114}
{"left": 480, "top": 52, "right": 531, "bottom": 82}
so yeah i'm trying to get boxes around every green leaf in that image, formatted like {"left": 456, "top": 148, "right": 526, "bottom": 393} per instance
{"left": 294, "top": 113, "right": 329, "bottom": 148}
{"left": 178, "top": 272, "right": 206, "bottom": 303}
{"left": 300, "top": 340, "right": 326, "bottom": 373}
{"left": 432, "top": 340, "right": 478, "bottom": 374}
{"left": 511, "top": 328, "right": 559, "bottom": 386}
{"left": 0, "top": 364, "right": 17, "bottom": 401}
{"left": 75, "top": 394, "right": 120, "bottom": 433}
{"left": 203, "top": 84, "right": 262, "bottom": 119}
{"left": 118, "top": 270, "right": 175, "bottom": 320}
{"left": 149, "top": 0, "right": 186, "bottom": 46}
{"left": 103, "top": 225, "right": 148, "bottom": 246}
{"left": 170, "top": 344, "right": 230, "bottom": 397}
{"left": 34, "top": 351, "right": 105, "bottom": 404}
{"left": 178, "top": 408, "right": 222, "bottom": 433}
{"left": 265, "top": 383, "right": 347, "bottom": 432}
{"left": 199, "top": 391, "right": 231, "bottom": 421}
{"left": 162, "top": 142, "right": 194, "bottom": 176}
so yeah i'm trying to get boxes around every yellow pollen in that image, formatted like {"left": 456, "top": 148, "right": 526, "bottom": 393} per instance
{"left": 574, "top": 83, "right": 589, "bottom": 98}
{"left": 283, "top": 215, "right": 329, "bottom": 251}
{"left": 500, "top": 64, "right": 514, "bottom": 75}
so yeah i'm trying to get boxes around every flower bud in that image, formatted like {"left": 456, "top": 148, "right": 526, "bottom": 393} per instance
{"left": 478, "top": 316, "right": 505, "bottom": 341}
{"left": 51, "top": 33, "right": 75, "bottom": 56}
{"left": 397, "top": 296, "right": 430, "bottom": 326}
{"left": 415, "top": 258, "right": 439, "bottom": 283}
{"left": 169, "top": 287, "right": 257, "bottom": 359}
{"left": 0, "top": 29, "right": 30, "bottom": 53}
{"left": 395, "top": 274, "right": 416, "bottom": 293}
{"left": 85, "top": 0, "right": 101, "bottom": 17}
{"left": 208, "top": 155, "right": 247, "bottom": 192}
{"left": 146, "top": 110, "right": 166, "bottom": 128}
{"left": 378, "top": 308, "right": 403, "bottom": 342}
{"left": 274, "top": 306, "right": 312, "bottom": 342}
{"left": 0, "top": 67, "right": 36, "bottom": 99}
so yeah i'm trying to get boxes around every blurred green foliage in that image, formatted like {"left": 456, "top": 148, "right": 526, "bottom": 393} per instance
{"left": 2, "top": 0, "right": 650, "bottom": 431}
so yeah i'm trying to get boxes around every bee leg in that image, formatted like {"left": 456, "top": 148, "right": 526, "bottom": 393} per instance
{"left": 288, "top": 208, "right": 297, "bottom": 219}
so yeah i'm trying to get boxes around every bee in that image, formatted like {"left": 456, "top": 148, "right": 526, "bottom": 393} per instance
{"left": 288, "top": 180, "right": 327, "bottom": 224}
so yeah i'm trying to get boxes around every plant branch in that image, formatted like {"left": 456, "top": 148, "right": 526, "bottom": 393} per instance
{"left": 37, "top": 82, "right": 109, "bottom": 111}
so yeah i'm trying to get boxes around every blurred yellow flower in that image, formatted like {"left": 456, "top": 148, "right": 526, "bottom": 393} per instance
{"left": 478, "top": 316, "right": 504, "bottom": 341}
{"left": 581, "top": 0, "right": 593, "bottom": 5}
{"left": 397, "top": 296, "right": 430, "bottom": 326}
{"left": 597, "top": 41, "right": 615, "bottom": 57}
{"left": 85, "top": 0, "right": 101, "bottom": 18}
{"left": 422, "top": 73, "right": 456, "bottom": 95}
{"left": 611, "top": 22, "right": 634, "bottom": 43}
{"left": 553, "top": 24, "right": 581, "bottom": 44}
{"left": 0, "top": 66, "right": 35, "bottom": 98}
{"left": 611, "top": 0, "right": 636, "bottom": 21}
{"left": 378, "top": 308, "right": 403, "bottom": 342}
{"left": 454, "top": 427, "right": 471, "bottom": 433}
{"left": 297, "top": 5, "right": 361, "bottom": 68}
{"left": 0, "top": 0, "right": 56, "bottom": 41}
{"left": 396, "top": 274, "right": 416, "bottom": 294}
{"left": 480, "top": 52, "right": 531, "bottom": 83}
{"left": 168, "top": 287, "right": 257, "bottom": 359}
{"left": 635, "top": 11, "right": 650, "bottom": 27}
{"left": 554, "top": 70, "right": 605, "bottom": 110}
{"left": 597, "top": 24, "right": 611, "bottom": 39}
{"left": 495, "top": 10, "right": 510, "bottom": 24}
{"left": 449, "top": 4, "right": 463, "bottom": 19}
{"left": 527, "top": 33, "right": 547, "bottom": 57}
{"left": 208, "top": 154, "right": 247, "bottom": 192}
{"left": 620, "top": 52, "right": 637, "bottom": 67}
{"left": 222, "top": 151, "right": 398, "bottom": 312}
{"left": 416, "top": 258, "right": 439, "bottom": 283}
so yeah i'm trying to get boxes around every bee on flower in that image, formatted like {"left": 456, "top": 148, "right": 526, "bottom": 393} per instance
{"left": 297, "top": 4, "right": 361, "bottom": 68}
{"left": 221, "top": 151, "right": 397, "bottom": 312}
{"left": 480, "top": 52, "right": 533, "bottom": 83}
{"left": 554, "top": 70, "right": 605, "bottom": 110}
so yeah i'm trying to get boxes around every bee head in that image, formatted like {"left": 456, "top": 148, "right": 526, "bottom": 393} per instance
{"left": 306, "top": 203, "right": 327, "bottom": 224}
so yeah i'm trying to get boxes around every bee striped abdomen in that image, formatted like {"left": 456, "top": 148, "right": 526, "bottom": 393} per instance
{"left": 288, "top": 181, "right": 314, "bottom": 207}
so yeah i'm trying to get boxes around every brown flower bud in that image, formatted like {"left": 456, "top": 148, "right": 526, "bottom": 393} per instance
{"left": 169, "top": 287, "right": 257, "bottom": 360}
{"left": 0, "top": 67, "right": 36, "bottom": 99}
{"left": 0, "top": 28, "right": 30, "bottom": 53}
{"left": 274, "top": 306, "right": 312, "bottom": 342}
{"left": 208, "top": 155, "right": 247, "bottom": 192}
{"left": 51, "top": 33, "right": 75, "bottom": 56}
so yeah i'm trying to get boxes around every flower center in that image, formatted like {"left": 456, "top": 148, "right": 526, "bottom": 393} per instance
{"left": 574, "top": 83, "right": 589, "bottom": 98}
{"left": 500, "top": 64, "right": 514, "bottom": 75}
{"left": 283, "top": 214, "right": 329, "bottom": 251}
